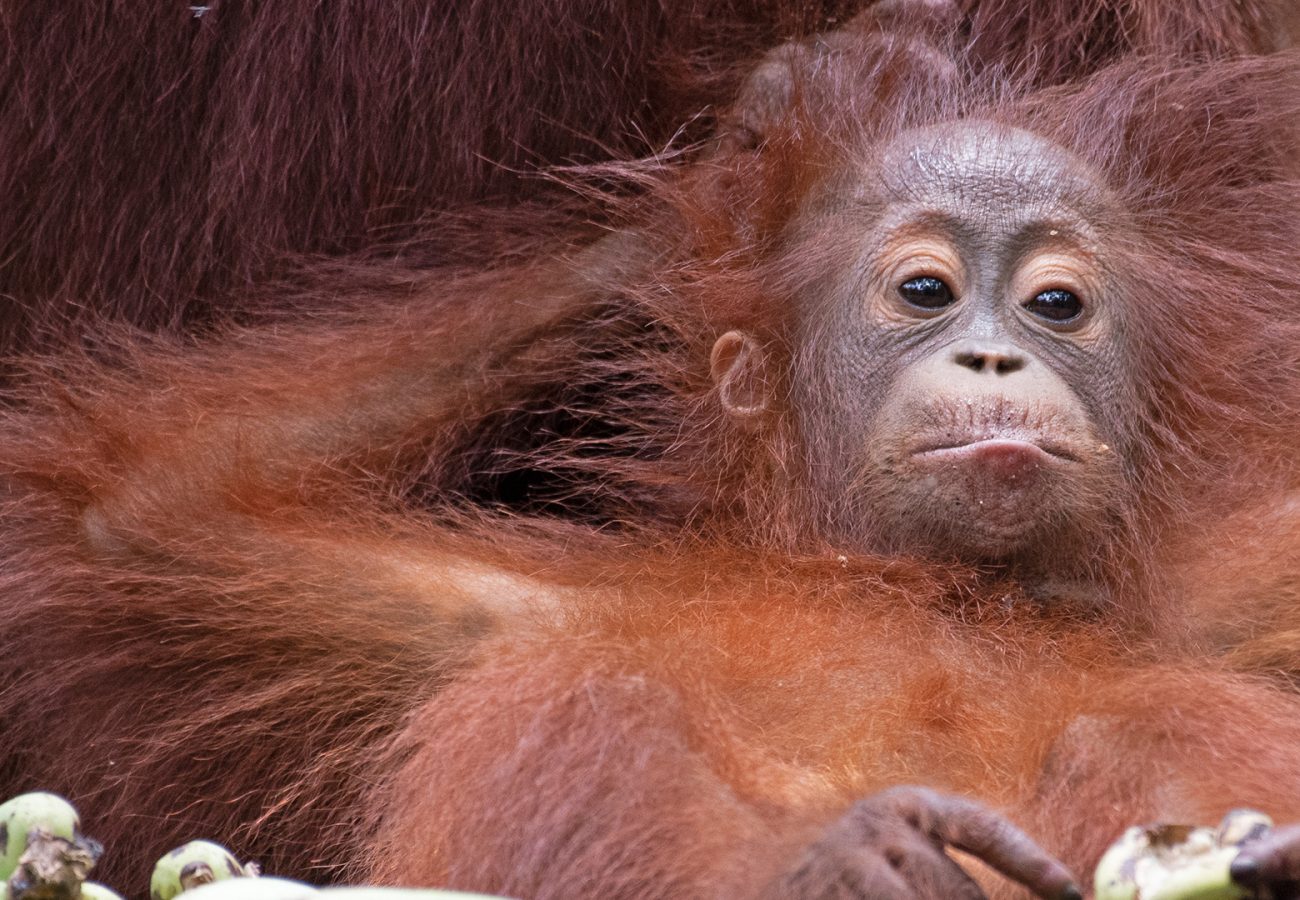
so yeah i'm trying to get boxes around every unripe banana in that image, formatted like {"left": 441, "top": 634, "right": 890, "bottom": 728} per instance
{"left": 0, "top": 793, "right": 81, "bottom": 880}
{"left": 1094, "top": 810, "right": 1273, "bottom": 900}
{"left": 151, "top": 841, "right": 251, "bottom": 900}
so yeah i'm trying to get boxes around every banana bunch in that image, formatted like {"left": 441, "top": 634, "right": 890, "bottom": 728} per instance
{"left": 11, "top": 789, "right": 1266, "bottom": 900}
{"left": 0, "top": 793, "right": 500, "bottom": 900}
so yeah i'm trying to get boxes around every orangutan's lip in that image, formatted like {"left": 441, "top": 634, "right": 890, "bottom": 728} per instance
{"left": 910, "top": 437, "right": 1079, "bottom": 464}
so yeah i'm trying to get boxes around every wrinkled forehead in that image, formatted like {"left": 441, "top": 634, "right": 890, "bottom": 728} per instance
{"left": 869, "top": 121, "right": 1111, "bottom": 224}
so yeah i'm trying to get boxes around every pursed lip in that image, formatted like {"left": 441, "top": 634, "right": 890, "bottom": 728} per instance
{"left": 909, "top": 436, "right": 1080, "bottom": 463}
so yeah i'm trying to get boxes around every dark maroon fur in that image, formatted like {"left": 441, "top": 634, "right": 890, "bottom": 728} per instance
{"left": 0, "top": 1, "right": 850, "bottom": 350}
{"left": 1, "top": 1, "right": 1294, "bottom": 352}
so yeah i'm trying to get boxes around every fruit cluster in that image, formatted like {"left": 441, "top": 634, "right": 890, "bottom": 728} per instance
{"left": 2, "top": 790, "right": 1269, "bottom": 900}
{"left": 0, "top": 793, "right": 502, "bottom": 900}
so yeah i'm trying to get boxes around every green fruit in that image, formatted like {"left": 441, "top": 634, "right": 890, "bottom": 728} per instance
{"left": 1094, "top": 816, "right": 1265, "bottom": 900}
{"left": 151, "top": 841, "right": 248, "bottom": 900}
{"left": 81, "top": 883, "right": 126, "bottom": 900}
{"left": 178, "top": 883, "right": 510, "bottom": 900}
{"left": 325, "top": 891, "right": 512, "bottom": 899}
{"left": 179, "top": 877, "right": 319, "bottom": 900}
{"left": 0, "top": 792, "right": 80, "bottom": 880}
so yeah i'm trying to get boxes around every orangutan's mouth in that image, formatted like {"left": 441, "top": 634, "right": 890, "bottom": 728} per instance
{"left": 910, "top": 437, "right": 1080, "bottom": 466}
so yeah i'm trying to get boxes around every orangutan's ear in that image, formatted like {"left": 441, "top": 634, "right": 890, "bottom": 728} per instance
{"left": 710, "top": 330, "right": 772, "bottom": 425}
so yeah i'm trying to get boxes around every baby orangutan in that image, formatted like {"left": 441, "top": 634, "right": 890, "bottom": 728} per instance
{"left": 3, "top": 4, "right": 1300, "bottom": 898}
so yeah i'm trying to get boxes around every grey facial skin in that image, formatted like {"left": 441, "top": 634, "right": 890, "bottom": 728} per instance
{"left": 715, "top": 122, "right": 1137, "bottom": 593}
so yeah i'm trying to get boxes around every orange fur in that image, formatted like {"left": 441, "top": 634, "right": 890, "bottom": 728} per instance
{"left": 368, "top": 570, "right": 1300, "bottom": 897}
{"left": 2, "top": 3, "right": 1300, "bottom": 897}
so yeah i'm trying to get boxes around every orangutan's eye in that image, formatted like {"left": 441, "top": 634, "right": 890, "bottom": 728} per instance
{"left": 1023, "top": 289, "right": 1082, "bottom": 322}
{"left": 899, "top": 277, "right": 955, "bottom": 310}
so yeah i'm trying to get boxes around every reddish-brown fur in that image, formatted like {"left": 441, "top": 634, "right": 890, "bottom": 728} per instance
{"left": 370, "top": 574, "right": 1300, "bottom": 897}
{"left": 1, "top": 1, "right": 1295, "bottom": 351}
{"left": 3, "top": 3, "right": 1300, "bottom": 898}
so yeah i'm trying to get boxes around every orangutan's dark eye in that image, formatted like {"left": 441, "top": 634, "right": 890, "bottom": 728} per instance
{"left": 898, "top": 277, "right": 955, "bottom": 310}
{"left": 1024, "top": 289, "right": 1082, "bottom": 322}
